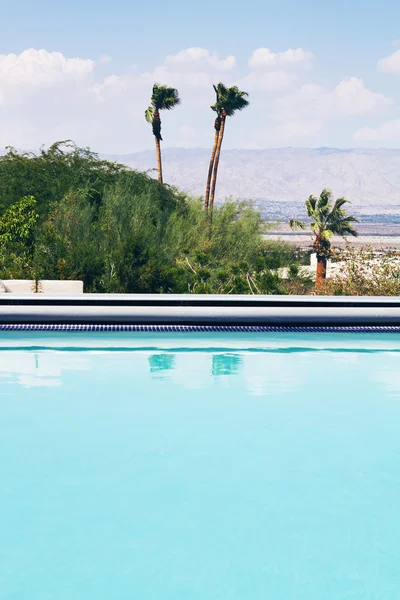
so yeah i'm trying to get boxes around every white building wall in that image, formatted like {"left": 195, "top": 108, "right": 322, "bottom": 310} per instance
{"left": 0, "top": 280, "right": 84, "bottom": 294}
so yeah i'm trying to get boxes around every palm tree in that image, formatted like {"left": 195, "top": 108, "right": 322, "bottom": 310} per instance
{"left": 289, "top": 189, "right": 359, "bottom": 287}
{"left": 204, "top": 86, "right": 222, "bottom": 210}
{"left": 207, "top": 83, "right": 249, "bottom": 210}
{"left": 145, "top": 83, "right": 181, "bottom": 184}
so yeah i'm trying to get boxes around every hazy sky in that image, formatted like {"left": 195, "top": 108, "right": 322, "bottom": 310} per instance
{"left": 1, "top": 0, "right": 400, "bottom": 152}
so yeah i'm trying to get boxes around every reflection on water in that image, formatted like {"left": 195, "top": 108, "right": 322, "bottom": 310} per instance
{"left": 212, "top": 354, "right": 242, "bottom": 376}
{"left": 0, "top": 346, "right": 399, "bottom": 399}
{"left": 0, "top": 352, "right": 92, "bottom": 389}
{"left": 148, "top": 354, "right": 175, "bottom": 374}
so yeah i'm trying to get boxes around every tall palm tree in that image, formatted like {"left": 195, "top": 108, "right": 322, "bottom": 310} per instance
{"left": 289, "top": 189, "right": 359, "bottom": 287}
{"left": 208, "top": 83, "right": 249, "bottom": 210}
{"left": 145, "top": 83, "right": 181, "bottom": 184}
{"left": 204, "top": 86, "right": 222, "bottom": 210}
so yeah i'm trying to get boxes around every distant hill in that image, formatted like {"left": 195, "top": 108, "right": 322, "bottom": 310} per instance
{"left": 102, "top": 147, "right": 400, "bottom": 208}
{"left": 2, "top": 145, "right": 399, "bottom": 210}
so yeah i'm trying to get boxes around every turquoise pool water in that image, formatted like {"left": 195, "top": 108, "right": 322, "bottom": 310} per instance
{"left": 1, "top": 332, "right": 400, "bottom": 599}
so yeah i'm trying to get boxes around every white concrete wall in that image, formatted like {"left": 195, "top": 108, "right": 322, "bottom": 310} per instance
{"left": 310, "top": 253, "right": 333, "bottom": 271}
{"left": 0, "top": 280, "right": 84, "bottom": 294}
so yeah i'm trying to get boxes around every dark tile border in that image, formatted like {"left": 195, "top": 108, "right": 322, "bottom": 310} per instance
{"left": 1, "top": 324, "right": 400, "bottom": 333}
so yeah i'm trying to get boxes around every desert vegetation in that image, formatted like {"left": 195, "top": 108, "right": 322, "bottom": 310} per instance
{"left": 320, "top": 246, "right": 400, "bottom": 296}
{"left": 5, "top": 80, "right": 394, "bottom": 296}
{"left": 0, "top": 141, "right": 312, "bottom": 294}
{"left": 290, "top": 189, "right": 359, "bottom": 287}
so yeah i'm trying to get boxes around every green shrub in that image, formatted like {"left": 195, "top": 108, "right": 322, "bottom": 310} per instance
{"left": 320, "top": 246, "right": 400, "bottom": 296}
{"left": 0, "top": 141, "right": 305, "bottom": 294}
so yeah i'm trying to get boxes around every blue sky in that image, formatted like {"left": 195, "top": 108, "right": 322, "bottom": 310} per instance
{"left": 1, "top": 0, "right": 400, "bottom": 152}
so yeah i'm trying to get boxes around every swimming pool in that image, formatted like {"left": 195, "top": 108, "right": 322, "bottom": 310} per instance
{"left": 1, "top": 330, "right": 400, "bottom": 599}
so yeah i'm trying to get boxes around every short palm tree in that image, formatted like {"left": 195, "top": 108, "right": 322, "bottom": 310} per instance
{"left": 145, "top": 83, "right": 181, "bottom": 184}
{"left": 289, "top": 189, "right": 359, "bottom": 287}
{"left": 207, "top": 83, "right": 249, "bottom": 210}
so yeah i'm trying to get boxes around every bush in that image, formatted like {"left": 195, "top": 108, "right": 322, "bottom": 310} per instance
{"left": 33, "top": 185, "right": 299, "bottom": 294}
{"left": 34, "top": 191, "right": 104, "bottom": 291}
{"left": 0, "top": 196, "right": 39, "bottom": 279}
{"left": 320, "top": 246, "right": 400, "bottom": 296}
{"left": 0, "top": 141, "right": 306, "bottom": 294}
{"left": 0, "top": 141, "right": 127, "bottom": 217}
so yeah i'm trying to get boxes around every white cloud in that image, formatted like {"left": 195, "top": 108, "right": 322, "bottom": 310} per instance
{"left": 261, "top": 77, "right": 393, "bottom": 146}
{"left": 275, "top": 83, "right": 323, "bottom": 118}
{"left": 93, "top": 48, "right": 237, "bottom": 102}
{"left": 378, "top": 49, "right": 400, "bottom": 74}
{"left": 249, "top": 47, "right": 314, "bottom": 70}
{"left": 334, "top": 77, "right": 392, "bottom": 114}
{"left": 354, "top": 119, "right": 400, "bottom": 141}
{"left": 275, "top": 78, "right": 392, "bottom": 123}
{"left": 0, "top": 48, "right": 93, "bottom": 90}
{"left": 0, "top": 45, "right": 396, "bottom": 153}
{"left": 0, "top": 49, "right": 100, "bottom": 148}
{"left": 0, "top": 48, "right": 95, "bottom": 108}
{"left": 241, "top": 47, "right": 314, "bottom": 94}
{"left": 93, "top": 72, "right": 139, "bottom": 98}
{"left": 139, "top": 47, "right": 237, "bottom": 92}
{"left": 278, "top": 120, "right": 323, "bottom": 138}
{"left": 165, "top": 47, "right": 236, "bottom": 71}
{"left": 241, "top": 70, "right": 296, "bottom": 92}
{"left": 99, "top": 55, "right": 112, "bottom": 65}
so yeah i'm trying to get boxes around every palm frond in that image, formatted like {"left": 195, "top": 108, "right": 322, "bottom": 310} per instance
{"left": 332, "top": 197, "right": 350, "bottom": 212}
{"left": 316, "top": 188, "right": 332, "bottom": 220}
{"left": 162, "top": 91, "right": 181, "bottom": 110}
{"left": 144, "top": 106, "right": 154, "bottom": 124}
{"left": 150, "top": 83, "right": 181, "bottom": 111}
{"left": 305, "top": 195, "right": 317, "bottom": 218}
{"left": 342, "top": 216, "right": 359, "bottom": 223}
{"left": 294, "top": 188, "right": 358, "bottom": 247}
{"left": 211, "top": 83, "right": 227, "bottom": 114}
{"left": 321, "top": 229, "right": 334, "bottom": 240}
{"left": 332, "top": 217, "right": 359, "bottom": 237}
{"left": 340, "top": 225, "right": 358, "bottom": 237}
{"left": 212, "top": 82, "right": 249, "bottom": 117}
{"left": 328, "top": 197, "right": 354, "bottom": 224}
{"left": 310, "top": 221, "right": 322, "bottom": 235}
{"left": 289, "top": 219, "right": 306, "bottom": 230}
{"left": 211, "top": 84, "right": 220, "bottom": 113}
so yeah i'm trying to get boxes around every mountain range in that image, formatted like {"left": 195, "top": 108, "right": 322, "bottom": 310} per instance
{"left": 103, "top": 147, "right": 400, "bottom": 209}
{"left": 2, "top": 145, "right": 400, "bottom": 212}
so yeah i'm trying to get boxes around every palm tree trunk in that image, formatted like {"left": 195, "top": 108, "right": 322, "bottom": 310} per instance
{"left": 204, "top": 117, "right": 221, "bottom": 210}
{"left": 155, "top": 136, "right": 163, "bottom": 184}
{"left": 152, "top": 109, "right": 163, "bottom": 184}
{"left": 316, "top": 255, "right": 327, "bottom": 288}
{"left": 209, "top": 113, "right": 226, "bottom": 210}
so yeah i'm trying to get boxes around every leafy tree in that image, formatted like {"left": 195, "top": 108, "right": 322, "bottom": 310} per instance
{"left": 166, "top": 200, "right": 289, "bottom": 294}
{"left": 0, "top": 139, "right": 305, "bottom": 295}
{"left": 0, "top": 141, "right": 126, "bottom": 217}
{"left": 34, "top": 191, "right": 105, "bottom": 291}
{"left": 208, "top": 84, "right": 249, "bottom": 210}
{"left": 98, "top": 174, "right": 189, "bottom": 292}
{"left": 145, "top": 84, "right": 181, "bottom": 184}
{"left": 289, "top": 188, "right": 358, "bottom": 287}
{"left": 34, "top": 180, "right": 297, "bottom": 295}
{"left": 0, "top": 195, "right": 39, "bottom": 279}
